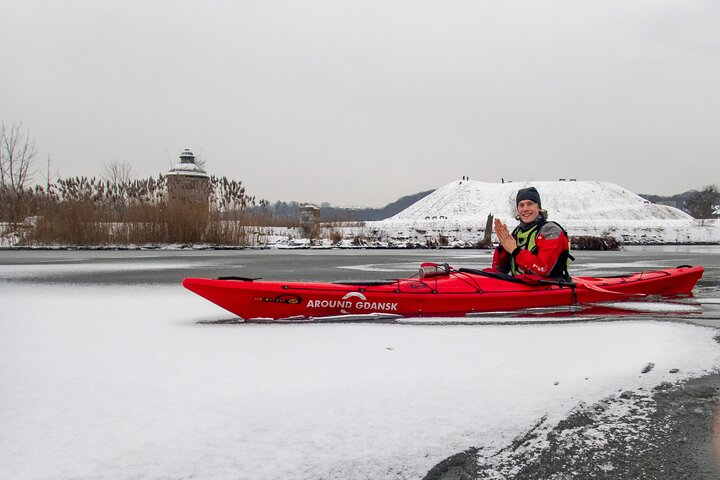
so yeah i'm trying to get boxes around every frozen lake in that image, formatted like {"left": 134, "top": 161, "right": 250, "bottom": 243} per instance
{"left": 1, "top": 246, "right": 719, "bottom": 479}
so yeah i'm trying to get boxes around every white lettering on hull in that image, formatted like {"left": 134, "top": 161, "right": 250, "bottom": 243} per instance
{"left": 355, "top": 301, "right": 398, "bottom": 311}
{"left": 306, "top": 300, "right": 354, "bottom": 309}
{"left": 305, "top": 298, "right": 398, "bottom": 311}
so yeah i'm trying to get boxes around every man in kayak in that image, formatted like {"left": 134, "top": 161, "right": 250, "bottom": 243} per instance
{"left": 492, "top": 186, "right": 572, "bottom": 280}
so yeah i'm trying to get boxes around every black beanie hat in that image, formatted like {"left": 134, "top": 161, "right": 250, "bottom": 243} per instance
{"left": 516, "top": 187, "right": 541, "bottom": 207}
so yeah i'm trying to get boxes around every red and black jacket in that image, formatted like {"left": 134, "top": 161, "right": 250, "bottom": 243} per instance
{"left": 492, "top": 218, "right": 572, "bottom": 280}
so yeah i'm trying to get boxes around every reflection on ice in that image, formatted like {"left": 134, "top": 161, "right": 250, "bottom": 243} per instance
{"left": 573, "top": 261, "right": 669, "bottom": 272}
{"left": 0, "top": 261, "right": 206, "bottom": 280}
{"left": 337, "top": 262, "right": 422, "bottom": 272}
{"left": 597, "top": 301, "right": 702, "bottom": 314}
{"left": 697, "top": 298, "right": 720, "bottom": 305}
{"left": 338, "top": 262, "right": 488, "bottom": 273}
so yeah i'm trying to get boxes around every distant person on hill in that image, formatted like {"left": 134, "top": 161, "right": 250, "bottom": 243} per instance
{"left": 491, "top": 186, "right": 573, "bottom": 280}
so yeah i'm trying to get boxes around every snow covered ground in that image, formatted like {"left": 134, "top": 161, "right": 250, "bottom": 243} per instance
{"left": 369, "top": 180, "right": 720, "bottom": 245}
{"left": 2, "top": 280, "right": 720, "bottom": 479}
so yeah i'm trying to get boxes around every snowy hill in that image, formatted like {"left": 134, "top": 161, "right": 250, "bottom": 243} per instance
{"left": 388, "top": 180, "right": 692, "bottom": 223}
{"left": 368, "top": 180, "right": 719, "bottom": 245}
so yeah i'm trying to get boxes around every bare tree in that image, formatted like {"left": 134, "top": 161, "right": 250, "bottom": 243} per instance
{"left": 1, "top": 122, "right": 37, "bottom": 192}
{"left": 194, "top": 147, "right": 206, "bottom": 169}
{"left": 41, "top": 155, "right": 60, "bottom": 191}
{"left": 165, "top": 147, "right": 174, "bottom": 168}
{"left": 684, "top": 185, "right": 719, "bottom": 219}
{"left": 101, "top": 160, "right": 135, "bottom": 185}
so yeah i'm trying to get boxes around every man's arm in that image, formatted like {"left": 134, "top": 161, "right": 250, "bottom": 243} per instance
{"left": 513, "top": 223, "right": 568, "bottom": 277}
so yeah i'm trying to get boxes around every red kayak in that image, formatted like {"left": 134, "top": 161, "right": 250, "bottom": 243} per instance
{"left": 182, "top": 263, "right": 704, "bottom": 321}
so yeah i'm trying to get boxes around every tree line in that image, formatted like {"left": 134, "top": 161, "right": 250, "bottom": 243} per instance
{"left": 244, "top": 188, "right": 434, "bottom": 224}
{"left": 2, "top": 121, "right": 718, "bottom": 246}
{"left": 640, "top": 187, "right": 720, "bottom": 220}
{"left": 0, "top": 172, "right": 285, "bottom": 245}
{"left": 0, "top": 122, "right": 285, "bottom": 245}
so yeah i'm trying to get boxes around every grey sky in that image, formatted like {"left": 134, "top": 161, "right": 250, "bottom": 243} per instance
{"left": 2, "top": 0, "right": 719, "bottom": 207}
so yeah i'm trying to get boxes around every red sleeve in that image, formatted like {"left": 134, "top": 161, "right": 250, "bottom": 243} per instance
{"left": 514, "top": 230, "right": 568, "bottom": 277}
{"left": 491, "top": 245, "right": 511, "bottom": 274}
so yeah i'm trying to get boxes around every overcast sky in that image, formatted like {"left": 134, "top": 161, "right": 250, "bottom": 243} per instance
{"left": 2, "top": 1, "right": 719, "bottom": 207}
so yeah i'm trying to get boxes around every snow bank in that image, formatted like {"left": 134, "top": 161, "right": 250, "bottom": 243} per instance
{"left": 368, "top": 180, "right": 720, "bottom": 245}
{"left": 1, "top": 283, "right": 719, "bottom": 479}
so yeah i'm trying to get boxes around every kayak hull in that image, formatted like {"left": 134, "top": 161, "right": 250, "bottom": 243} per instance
{"left": 182, "top": 265, "right": 704, "bottom": 320}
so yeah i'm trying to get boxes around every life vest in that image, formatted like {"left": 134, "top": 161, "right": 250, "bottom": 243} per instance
{"left": 510, "top": 219, "right": 573, "bottom": 279}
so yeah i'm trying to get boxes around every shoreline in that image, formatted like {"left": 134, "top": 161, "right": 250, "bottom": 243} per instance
{"left": 425, "top": 369, "right": 720, "bottom": 480}
{"left": 1, "top": 241, "right": 719, "bottom": 251}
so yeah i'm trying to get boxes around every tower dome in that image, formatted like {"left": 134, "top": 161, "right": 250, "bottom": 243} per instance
{"left": 167, "top": 149, "right": 209, "bottom": 178}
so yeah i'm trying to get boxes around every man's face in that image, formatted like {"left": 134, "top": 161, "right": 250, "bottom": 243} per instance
{"left": 517, "top": 200, "right": 540, "bottom": 223}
